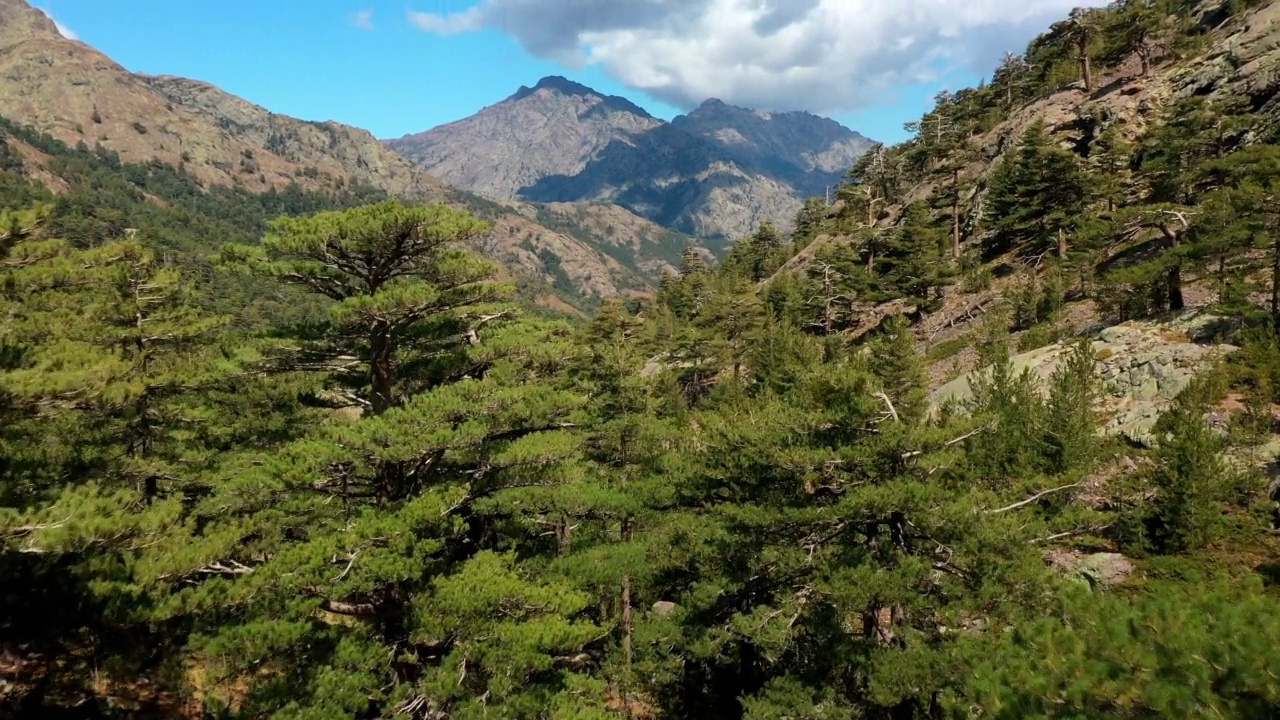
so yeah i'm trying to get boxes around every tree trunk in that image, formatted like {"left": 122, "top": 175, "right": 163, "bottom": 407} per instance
{"left": 556, "top": 513, "right": 573, "bottom": 556}
{"left": 620, "top": 516, "right": 633, "bottom": 667}
{"left": 369, "top": 332, "right": 394, "bottom": 415}
{"left": 1168, "top": 265, "right": 1185, "bottom": 311}
{"left": 951, "top": 169, "right": 962, "bottom": 261}
{"left": 1080, "top": 45, "right": 1094, "bottom": 92}
{"left": 1271, "top": 239, "right": 1280, "bottom": 337}
{"left": 1167, "top": 229, "right": 1184, "bottom": 311}
{"left": 821, "top": 266, "right": 835, "bottom": 336}
{"left": 1218, "top": 254, "right": 1227, "bottom": 306}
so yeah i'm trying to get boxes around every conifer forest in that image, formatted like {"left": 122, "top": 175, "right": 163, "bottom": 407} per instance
{"left": 7, "top": 0, "right": 1280, "bottom": 718}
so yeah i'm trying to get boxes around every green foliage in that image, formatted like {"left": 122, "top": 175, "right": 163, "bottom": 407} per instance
{"left": 9, "top": 1, "right": 1280, "bottom": 715}
{"left": 1044, "top": 339, "right": 1102, "bottom": 476}
{"left": 879, "top": 202, "right": 953, "bottom": 305}
{"left": 1147, "top": 391, "right": 1226, "bottom": 554}
{"left": 926, "top": 335, "right": 970, "bottom": 363}
{"left": 964, "top": 578, "right": 1280, "bottom": 718}
{"left": 723, "top": 220, "right": 787, "bottom": 282}
{"left": 985, "top": 120, "right": 1090, "bottom": 258}
{"left": 867, "top": 314, "right": 927, "bottom": 422}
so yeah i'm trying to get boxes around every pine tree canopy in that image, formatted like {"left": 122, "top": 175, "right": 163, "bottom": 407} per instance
{"left": 8, "top": 0, "right": 1280, "bottom": 716}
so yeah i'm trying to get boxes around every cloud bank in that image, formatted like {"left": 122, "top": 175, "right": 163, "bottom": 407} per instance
{"left": 349, "top": 9, "right": 375, "bottom": 31}
{"left": 407, "top": 0, "right": 1108, "bottom": 114}
{"left": 34, "top": 6, "right": 78, "bottom": 41}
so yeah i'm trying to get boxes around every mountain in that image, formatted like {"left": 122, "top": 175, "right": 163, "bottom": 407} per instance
{"left": 671, "top": 99, "right": 872, "bottom": 196}
{"left": 0, "top": 0, "right": 702, "bottom": 304}
{"left": 0, "top": 0, "right": 434, "bottom": 199}
{"left": 386, "top": 76, "right": 875, "bottom": 240}
{"left": 390, "top": 76, "right": 665, "bottom": 201}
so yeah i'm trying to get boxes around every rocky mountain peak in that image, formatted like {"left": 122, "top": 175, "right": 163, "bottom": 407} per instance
{"left": 0, "top": 0, "right": 67, "bottom": 50}
{"left": 512, "top": 75, "right": 597, "bottom": 100}
{"left": 670, "top": 98, "right": 874, "bottom": 186}
{"left": 509, "top": 75, "right": 655, "bottom": 120}
{"left": 387, "top": 79, "right": 874, "bottom": 240}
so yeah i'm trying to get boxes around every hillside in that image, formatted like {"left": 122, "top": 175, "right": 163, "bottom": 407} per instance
{"left": 386, "top": 76, "right": 874, "bottom": 240}
{"left": 732, "top": 0, "right": 1280, "bottom": 453}
{"left": 769, "top": 0, "right": 1280, "bottom": 315}
{"left": 0, "top": 0, "right": 704, "bottom": 304}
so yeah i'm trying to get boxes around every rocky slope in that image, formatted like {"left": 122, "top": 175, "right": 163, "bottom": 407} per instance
{"left": 390, "top": 77, "right": 664, "bottom": 202}
{"left": 139, "top": 75, "right": 446, "bottom": 201}
{"left": 670, "top": 99, "right": 871, "bottom": 196}
{"left": 931, "top": 312, "right": 1238, "bottom": 445}
{"left": 0, "top": 0, "right": 344, "bottom": 195}
{"left": 810, "top": 0, "right": 1280, "bottom": 451}
{"left": 777, "top": 1, "right": 1280, "bottom": 283}
{"left": 386, "top": 76, "right": 874, "bottom": 241}
{"left": 0, "top": 0, "right": 702, "bottom": 302}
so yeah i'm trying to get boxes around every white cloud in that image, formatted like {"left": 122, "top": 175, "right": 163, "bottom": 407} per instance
{"left": 407, "top": 0, "right": 1109, "bottom": 115}
{"left": 349, "top": 8, "right": 375, "bottom": 30}
{"left": 34, "top": 6, "right": 78, "bottom": 41}
{"left": 407, "top": 6, "right": 484, "bottom": 35}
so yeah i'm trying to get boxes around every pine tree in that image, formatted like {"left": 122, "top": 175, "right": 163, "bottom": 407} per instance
{"left": 992, "top": 51, "right": 1032, "bottom": 107}
{"left": 965, "top": 332, "right": 1050, "bottom": 484}
{"left": 868, "top": 313, "right": 928, "bottom": 423}
{"left": 1045, "top": 338, "right": 1101, "bottom": 476}
{"left": 56, "top": 202, "right": 606, "bottom": 717}
{"left": 1116, "top": 0, "right": 1168, "bottom": 76}
{"left": 724, "top": 220, "right": 786, "bottom": 282}
{"left": 985, "top": 120, "right": 1090, "bottom": 259}
{"left": 1148, "top": 393, "right": 1224, "bottom": 554}
{"left": 966, "top": 578, "right": 1280, "bottom": 718}
{"left": 1200, "top": 145, "right": 1280, "bottom": 331}
{"left": 1118, "top": 99, "right": 1260, "bottom": 314}
{"left": 1090, "top": 124, "right": 1134, "bottom": 212}
{"left": 1064, "top": 8, "right": 1101, "bottom": 91}
{"left": 222, "top": 200, "right": 502, "bottom": 414}
{"left": 880, "top": 201, "right": 951, "bottom": 305}
{"left": 791, "top": 196, "right": 829, "bottom": 251}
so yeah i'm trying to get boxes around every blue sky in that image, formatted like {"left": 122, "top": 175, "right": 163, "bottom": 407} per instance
{"left": 36, "top": 1, "right": 1040, "bottom": 145}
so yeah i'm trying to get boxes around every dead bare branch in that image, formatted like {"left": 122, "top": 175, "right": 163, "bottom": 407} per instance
{"left": 986, "top": 483, "right": 1081, "bottom": 515}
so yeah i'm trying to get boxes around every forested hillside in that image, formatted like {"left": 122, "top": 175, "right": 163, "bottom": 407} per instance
{"left": 5, "top": 0, "right": 1280, "bottom": 719}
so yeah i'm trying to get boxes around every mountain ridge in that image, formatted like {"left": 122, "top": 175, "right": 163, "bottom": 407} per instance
{"left": 385, "top": 76, "right": 875, "bottom": 240}
{"left": 0, "top": 0, "right": 706, "bottom": 304}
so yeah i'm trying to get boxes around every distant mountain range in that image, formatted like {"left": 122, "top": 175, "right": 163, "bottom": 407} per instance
{"left": 386, "top": 76, "right": 875, "bottom": 241}
{"left": 0, "top": 0, "right": 705, "bottom": 306}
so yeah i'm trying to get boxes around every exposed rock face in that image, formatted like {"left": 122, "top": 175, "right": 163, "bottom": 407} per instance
{"left": 139, "top": 75, "right": 446, "bottom": 201}
{"left": 1171, "top": 0, "right": 1280, "bottom": 111}
{"left": 671, "top": 98, "right": 872, "bottom": 193}
{"left": 386, "top": 76, "right": 874, "bottom": 241}
{"left": 931, "top": 312, "right": 1237, "bottom": 445}
{"left": 1049, "top": 550, "right": 1135, "bottom": 590}
{"left": 390, "top": 77, "right": 664, "bottom": 202}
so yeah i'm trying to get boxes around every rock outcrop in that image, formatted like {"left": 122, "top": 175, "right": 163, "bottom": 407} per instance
{"left": 931, "top": 312, "right": 1237, "bottom": 444}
